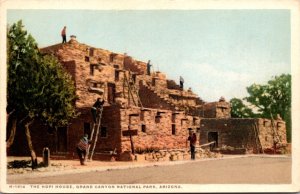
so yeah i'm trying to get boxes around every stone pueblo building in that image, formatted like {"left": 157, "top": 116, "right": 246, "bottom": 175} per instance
{"left": 7, "top": 37, "right": 287, "bottom": 161}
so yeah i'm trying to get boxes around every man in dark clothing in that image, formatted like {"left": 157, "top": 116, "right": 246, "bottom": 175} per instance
{"left": 187, "top": 132, "right": 197, "bottom": 160}
{"left": 180, "top": 76, "right": 184, "bottom": 90}
{"left": 91, "top": 98, "right": 105, "bottom": 123}
{"left": 147, "top": 60, "right": 152, "bottom": 75}
{"left": 76, "top": 134, "right": 90, "bottom": 165}
{"left": 61, "top": 26, "right": 67, "bottom": 44}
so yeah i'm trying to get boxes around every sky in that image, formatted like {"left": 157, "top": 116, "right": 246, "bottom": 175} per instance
{"left": 7, "top": 9, "right": 291, "bottom": 102}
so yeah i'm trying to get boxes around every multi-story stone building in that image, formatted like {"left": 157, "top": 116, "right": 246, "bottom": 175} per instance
{"left": 7, "top": 37, "right": 287, "bottom": 160}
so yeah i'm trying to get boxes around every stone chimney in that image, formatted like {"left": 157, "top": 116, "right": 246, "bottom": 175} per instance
{"left": 69, "top": 35, "right": 78, "bottom": 44}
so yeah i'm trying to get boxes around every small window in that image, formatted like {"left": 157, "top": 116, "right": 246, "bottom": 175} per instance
{"left": 132, "top": 74, "right": 136, "bottom": 83}
{"left": 152, "top": 78, "right": 156, "bottom": 86}
{"left": 90, "top": 64, "right": 94, "bottom": 76}
{"left": 155, "top": 116, "right": 161, "bottom": 123}
{"left": 141, "top": 124, "right": 146, "bottom": 133}
{"left": 100, "top": 126, "right": 107, "bottom": 138}
{"left": 85, "top": 56, "right": 90, "bottom": 62}
{"left": 171, "top": 114, "right": 176, "bottom": 123}
{"left": 110, "top": 54, "right": 114, "bottom": 62}
{"left": 115, "top": 70, "right": 119, "bottom": 81}
{"left": 93, "top": 83, "right": 97, "bottom": 88}
{"left": 172, "top": 124, "right": 176, "bottom": 135}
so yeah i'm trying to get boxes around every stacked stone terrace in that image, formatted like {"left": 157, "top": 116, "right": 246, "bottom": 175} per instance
{"left": 41, "top": 37, "right": 204, "bottom": 113}
{"left": 37, "top": 38, "right": 287, "bottom": 160}
{"left": 41, "top": 38, "right": 206, "bottom": 159}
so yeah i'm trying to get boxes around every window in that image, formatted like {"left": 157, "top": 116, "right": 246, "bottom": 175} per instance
{"left": 100, "top": 126, "right": 107, "bottom": 138}
{"left": 132, "top": 74, "right": 136, "bottom": 83}
{"left": 152, "top": 78, "right": 156, "bottom": 86}
{"left": 57, "top": 127, "right": 67, "bottom": 152}
{"left": 85, "top": 56, "right": 90, "bottom": 62}
{"left": 172, "top": 124, "right": 176, "bottom": 135}
{"left": 109, "top": 54, "right": 115, "bottom": 62}
{"left": 115, "top": 70, "right": 119, "bottom": 81}
{"left": 155, "top": 116, "right": 161, "bottom": 123}
{"left": 93, "top": 83, "right": 97, "bottom": 88}
{"left": 90, "top": 64, "right": 94, "bottom": 75}
{"left": 171, "top": 114, "right": 176, "bottom": 123}
{"left": 141, "top": 124, "right": 146, "bottom": 133}
{"left": 221, "top": 107, "right": 227, "bottom": 112}
{"left": 263, "top": 120, "right": 269, "bottom": 127}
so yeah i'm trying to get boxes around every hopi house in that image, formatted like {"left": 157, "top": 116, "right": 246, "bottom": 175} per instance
{"left": 7, "top": 37, "right": 287, "bottom": 160}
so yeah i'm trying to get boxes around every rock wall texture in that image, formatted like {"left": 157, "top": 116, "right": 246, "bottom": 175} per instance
{"left": 7, "top": 38, "right": 288, "bottom": 160}
{"left": 199, "top": 117, "right": 287, "bottom": 153}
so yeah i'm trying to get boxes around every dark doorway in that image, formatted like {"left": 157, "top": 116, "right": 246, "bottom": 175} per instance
{"left": 57, "top": 127, "right": 67, "bottom": 152}
{"left": 107, "top": 83, "right": 116, "bottom": 104}
{"left": 84, "top": 122, "right": 91, "bottom": 139}
{"left": 208, "top": 131, "right": 218, "bottom": 150}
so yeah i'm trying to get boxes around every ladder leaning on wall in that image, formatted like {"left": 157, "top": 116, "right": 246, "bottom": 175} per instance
{"left": 269, "top": 112, "right": 282, "bottom": 148}
{"left": 87, "top": 106, "right": 104, "bottom": 161}
{"left": 253, "top": 122, "right": 264, "bottom": 154}
{"left": 122, "top": 71, "right": 143, "bottom": 108}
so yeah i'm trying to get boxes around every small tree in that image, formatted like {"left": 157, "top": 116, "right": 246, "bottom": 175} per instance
{"left": 230, "top": 98, "right": 257, "bottom": 118}
{"left": 230, "top": 74, "right": 291, "bottom": 142}
{"left": 7, "top": 20, "right": 77, "bottom": 168}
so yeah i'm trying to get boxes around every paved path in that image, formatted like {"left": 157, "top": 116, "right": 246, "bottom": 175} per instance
{"left": 7, "top": 156, "right": 291, "bottom": 184}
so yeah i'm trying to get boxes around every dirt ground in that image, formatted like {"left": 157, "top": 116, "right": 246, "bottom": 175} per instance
{"left": 7, "top": 155, "right": 291, "bottom": 184}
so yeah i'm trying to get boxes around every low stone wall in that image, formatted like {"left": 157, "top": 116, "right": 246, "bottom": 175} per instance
{"left": 120, "top": 148, "right": 223, "bottom": 162}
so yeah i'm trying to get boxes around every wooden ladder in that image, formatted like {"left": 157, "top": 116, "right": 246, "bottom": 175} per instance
{"left": 253, "top": 121, "right": 264, "bottom": 154}
{"left": 88, "top": 106, "right": 104, "bottom": 161}
{"left": 270, "top": 112, "right": 282, "bottom": 148}
{"left": 123, "top": 72, "right": 143, "bottom": 108}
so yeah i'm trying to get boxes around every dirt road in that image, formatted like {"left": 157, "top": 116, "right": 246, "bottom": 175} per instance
{"left": 7, "top": 156, "right": 291, "bottom": 184}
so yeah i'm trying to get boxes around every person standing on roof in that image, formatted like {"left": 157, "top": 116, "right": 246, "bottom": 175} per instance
{"left": 180, "top": 76, "right": 184, "bottom": 90}
{"left": 61, "top": 26, "right": 67, "bottom": 44}
{"left": 91, "top": 98, "right": 105, "bottom": 123}
{"left": 147, "top": 60, "right": 152, "bottom": 75}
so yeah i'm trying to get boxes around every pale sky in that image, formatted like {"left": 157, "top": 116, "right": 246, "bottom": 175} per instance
{"left": 7, "top": 10, "right": 291, "bottom": 102}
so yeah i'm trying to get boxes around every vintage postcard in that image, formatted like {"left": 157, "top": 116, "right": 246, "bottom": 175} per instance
{"left": 0, "top": 0, "right": 300, "bottom": 193}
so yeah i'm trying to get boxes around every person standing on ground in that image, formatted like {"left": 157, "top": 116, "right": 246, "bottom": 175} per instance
{"left": 76, "top": 134, "right": 90, "bottom": 165}
{"left": 91, "top": 98, "right": 105, "bottom": 123}
{"left": 147, "top": 60, "right": 152, "bottom": 75}
{"left": 180, "top": 76, "right": 184, "bottom": 90}
{"left": 187, "top": 132, "right": 197, "bottom": 160}
{"left": 61, "top": 26, "right": 67, "bottom": 44}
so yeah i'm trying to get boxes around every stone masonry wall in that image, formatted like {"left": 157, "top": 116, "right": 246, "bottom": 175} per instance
{"left": 119, "top": 106, "right": 200, "bottom": 154}
{"left": 200, "top": 118, "right": 287, "bottom": 153}
{"left": 201, "top": 100, "right": 231, "bottom": 118}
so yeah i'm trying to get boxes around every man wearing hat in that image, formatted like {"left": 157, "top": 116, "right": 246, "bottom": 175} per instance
{"left": 187, "top": 131, "right": 197, "bottom": 160}
{"left": 76, "top": 134, "right": 90, "bottom": 165}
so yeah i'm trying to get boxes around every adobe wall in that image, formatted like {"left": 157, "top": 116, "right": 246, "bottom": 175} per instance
{"left": 257, "top": 118, "right": 287, "bottom": 148}
{"left": 201, "top": 100, "right": 231, "bottom": 118}
{"left": 199, "top": 118, "right": 287, "bottom": 153}
{"left": 118, "top": 107, "right": 201, "bottom": 153}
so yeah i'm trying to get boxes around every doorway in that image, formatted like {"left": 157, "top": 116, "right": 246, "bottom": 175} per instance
{"left": 57, "top": 127, "right": 67, "bottom": 152}
{"left": 107, "top": 83, "right": 116, "bottom": 104}
{"left": 208, "top": 131, "right": 218, "bottom": 150}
